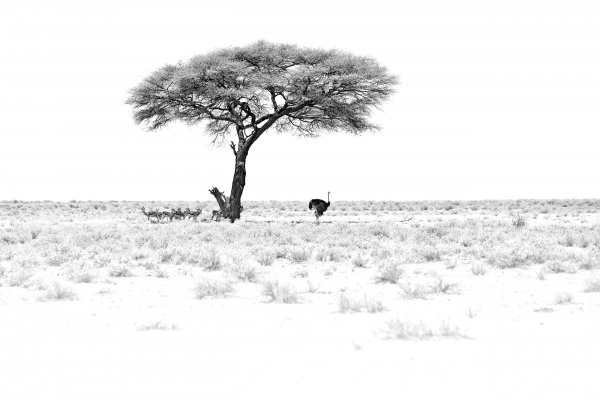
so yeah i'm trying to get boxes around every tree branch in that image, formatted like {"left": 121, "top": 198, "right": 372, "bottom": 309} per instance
{"left": 229, "top": 141, "right": 237, "bottom": 156}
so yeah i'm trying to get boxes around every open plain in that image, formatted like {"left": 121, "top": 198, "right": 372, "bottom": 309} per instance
{"left": 1, "top": 199, "right": 600, "bottom": 399}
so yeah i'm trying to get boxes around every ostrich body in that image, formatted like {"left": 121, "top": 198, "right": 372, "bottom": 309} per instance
{"left": 309, "top": 192, "right": 331, "bottom": 224}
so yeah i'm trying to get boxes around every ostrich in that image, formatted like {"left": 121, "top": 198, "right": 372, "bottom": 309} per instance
{"left": 309, "top": 192, "right": 331, "bottom": 225}
{"left": 141, "top": 207, "right": 160, "bottom": 223}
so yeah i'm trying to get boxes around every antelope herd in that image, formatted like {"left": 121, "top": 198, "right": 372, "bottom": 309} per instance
{"left": 141, "top": 207, "right": 204, "bottom": 223}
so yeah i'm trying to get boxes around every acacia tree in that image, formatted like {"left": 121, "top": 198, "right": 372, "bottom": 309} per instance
{"left": 127, "top": 41, "right": 397, "bottom": 221}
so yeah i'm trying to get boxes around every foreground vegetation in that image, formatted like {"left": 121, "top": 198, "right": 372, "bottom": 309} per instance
{"left": 2, "top": 199, "right": 600, "bottom": 398}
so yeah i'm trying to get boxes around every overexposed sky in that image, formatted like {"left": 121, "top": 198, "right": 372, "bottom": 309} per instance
{"left": 1, "top": 0, "right": 599, "bottom": 201}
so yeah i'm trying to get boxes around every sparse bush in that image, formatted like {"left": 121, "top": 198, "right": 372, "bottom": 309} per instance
{"left": 200, "top": 247, "right": 223, "bottom": 271}
{"left": 578, "top": 255, "right": 598, "bottom": 271}
{"left": 512, "top": 212, "right": 526, "bottom": 228}
{"left": 583, "top": 278, "right": 600, "bottom": 293}
{"left": 399, "top": 281, "right": 429, "bottom": 299}
{"left": 315, "top": 247, "right": 341, "bottom": 262}
{"left": 109, "top": 266, "right": 133, "bottom": 278}
{"left": 471, "top": 263, "right": 487, "bottom": 276}
{"left": 262, "top": 280, "right": 299, "bottom": 303}
{"left": 419, "top": 245, "right": 441, "bottom": 262}
{"left": 351, "top": 253, "right": 369, "bottom": 268}
{"left": 306, "top": 279, "right": 320, "bottom": 293}
{"left": 39, "top": 281, "right": 77, "bottom": 301}
{"left": 71, "top": 271, "right": 96, "bottom": 283}
{"left": 375, "top": 261, "right": 404, "bottom": 284}
{"left": 287, "top": 247, "right": 311, "bottom": 263}
{"left": 430, "top": 276, "right": 459, "bottom": 294}
{"left": 554, "top": 292, "right": 573, "bottom": 304}
{"left": 384, "top": 319, "right": 464, "bottom": 340}
{"left": 292, "top": 269, "right": 308, "bottom": 279}
{"left": 137, "top": 321, "right": 179, "bottom": 331}
{"left": 4, "top": 269, "right": 33, "bottom": 287}
{"left": 489, "top": 247, "right": 531, "bottom": 269}
{"left": 545, "top": 260, "right": 576, "bottom": 274}
{"left": 338, "top": 293, "right": 385, "bottom": 313}
{"left": 444, "top": 257, "right": 457, "bottom": 270}
{"left": 256, "top": 250, "right": 276, "bottom": 266}
{"left": 228, "top": 263, "right": 259, "bottom": 282}
{"left": 46, "top": 253, "right": 69, "bottom": 267}
{"left": 194, "top": 276, "right": 235, "bottom": 299}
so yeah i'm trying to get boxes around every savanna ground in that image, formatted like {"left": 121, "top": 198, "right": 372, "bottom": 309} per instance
{"left": 1, "top": 199, "right": 600, "bottom": 399}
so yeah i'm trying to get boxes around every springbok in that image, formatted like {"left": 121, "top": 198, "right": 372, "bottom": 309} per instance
{"left": 188, "top": 208, "right": 203, "bottom": 221}
{"left": 170, "top": 208, "right": 185, "bottom": 221}
{"left": 141, "top": 207, "right": 160, "bottom": 223}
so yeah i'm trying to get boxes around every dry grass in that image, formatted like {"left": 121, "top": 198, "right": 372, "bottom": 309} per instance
{"left": 338, "top": 293, "right": 385, "bottom": 313}
{"left": 262, "top": 280, "right": 300, "bottom": 303}
{"left": 384, "top": 319, "right": 465, "bottom": 340}
{"left": 374, "top": 261, "right": 404, "bottom": 284}
{"left": 194, "top": 275, "right": 235, "bottom": 299}
{"left": 38, "top": 281, "right": 77, "bottom": 301}
{"left": 583, "top": 278, "right": 600, "bottom": 293}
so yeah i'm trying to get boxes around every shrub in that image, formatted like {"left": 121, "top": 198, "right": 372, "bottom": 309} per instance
{"left": 419, "top": 245, "right": 441, "bottom": 262}
{"left": 71, "top": 271, "right": 96, "bottom": 283}
{"left": 471, "top": 263, "right": 487, "bottom": 276}
{"left": 292, "top": 269, "right": 308, "bottom": 279}
{"left": 287, "top": 247, "right": 311, "bottom": 263}
{"left": 512, "top": 212, "right": 526, "bottom": 228}
{"left": 39, "top": 281, "right": 77, "bottom": 301}
{"left": 228, "top": 263, "right": 258, "bottom": 282}
{"left": 430, "top": 276, "right": 459, "bottom": 294}
{"left": 384, "top": 319, "right": 464, "bottom": 340}
{"left": 351, "top": 253, "right": 369, "bottom": 268}
{"left": 137, "top": 321, "right": 179, "bottom": 331}
{"left": 200, "top": 247, "right": 223, "bottom": 271}
{"left": 578, "top": 255, "right": 598, "bottom": 271}
{"left": 109, "top": 266, "right": 133, "bottom": 278}
{"left": 444, "top": 257, "right": 457, "bottom": 270}
{"left": 46, "top": 253, "right": 69, "bottom": 267}
{"left": 554, "top": 292, "right": 573, "bottom": 305}
{"left": 4, "top": 270, "right": 33, "bottom": 287}
{"left": 262, "top": 280, "right": 299, "bottom": 303}
{"left": 194, "top": 276, "right": 235, "bottom": 299}
{"left": 583, "top": 278, "right": 600, "bottom": 293}
{"left": 315, "top": 247, "right": 341, "bottom": 262}
{"left": 399, "top": 281, "right": 429, "bottom": 299}
{"left": 374, "top": 261, "right": 404, "bottom": 284}
{"left": 338, "top": 293, "right": 385, "bottom": 313}
{"left": 545, "top": 261, "right": 576, "bottom": 274}
{"left": 256, "top": 250, "right": 275, "bottom": 266}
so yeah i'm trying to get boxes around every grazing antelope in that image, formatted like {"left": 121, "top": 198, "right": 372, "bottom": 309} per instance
{"left": 141, "top": 207, "right": 160, "bottom": 223}
{"left": 188, "top": 207, "right": 202, "bottom": 221}
{"left": 158, "top": 210, "right": 171, "bottom": 222}
{"left": 170, "top": 208, "right": 185, "bottom": 221}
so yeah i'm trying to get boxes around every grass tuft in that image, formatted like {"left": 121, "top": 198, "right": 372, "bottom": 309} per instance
{"left": 262, "top": 280, "right": 299, "bottom": 303}
{"left": 194, "top": 276, "right": 235, "bottom": 299}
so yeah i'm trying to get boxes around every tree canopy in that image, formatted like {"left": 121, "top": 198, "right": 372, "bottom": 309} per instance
{"left": 127, "top": 41, "right": 397, "bottom": 146}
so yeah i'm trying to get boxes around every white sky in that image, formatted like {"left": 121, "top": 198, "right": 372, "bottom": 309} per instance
{"left": 1, "top": 0, "right": 599, "bottom": 201}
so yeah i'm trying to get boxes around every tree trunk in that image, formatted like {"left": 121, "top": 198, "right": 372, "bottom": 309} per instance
{"left": 208, "top": 187, "right": 229, "bottom": 219}
{"left": 208, "top": 151, "right": 248, "bottom": 223}
{"left": 228, "top": 152, "right": 247, "bottom": 222}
